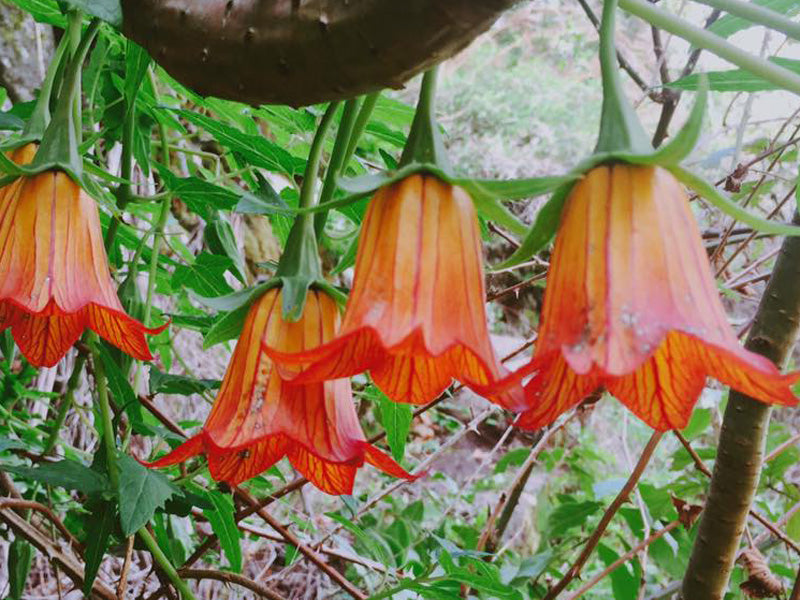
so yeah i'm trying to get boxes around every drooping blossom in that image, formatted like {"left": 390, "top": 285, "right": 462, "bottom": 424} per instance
{"left": 266, "top": 173, "right": 525, "bottom": 409}
{"left": 146, "top": 287, "right": 415, "bottom": 494}
{"left": 511, "top": 164, "right": 798, "bottom": 431}
{"left": 0, "top": 143, "right": 164, "bottom": 366}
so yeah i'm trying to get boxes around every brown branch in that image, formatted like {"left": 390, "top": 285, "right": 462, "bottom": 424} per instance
{"left": 235, "top": 486, "right": 367, "bottom": 600}
{"left": 764, "top": 431, "right": 800, "bottom": 463}
{"left": 0, "top": 499, "right": 82, "bottom": 552}
{"left": 117, "top": 536, "right": 134, "bottom": 599}
{"left": 178, "top": 569, "right": 286, "bottom": 600}
{"left": 565, "top": 520, "right": 682, "bottom": 600}
{"left": 487, "top": 272, "right": 548, "bottom": 303}
{"left": 0, "top": 507, "right": 116, "bottom": 600}
{"left": 544, "top": 431, "right": 663, "bottom": 599}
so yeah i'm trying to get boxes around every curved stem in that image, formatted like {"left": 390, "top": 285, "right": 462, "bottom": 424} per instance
{"left": 139, "top": 528, "right": 197, "bottom": 600}
{"left": 315, "top": 98, "right": 361, "bottom": 237}
{"left": 595, "top": 0, "right": 652, "bottom": 154}
{"left": 90, "top": 337, "right": 119, "bottom": 489}
{"left": 682, "top": 211, "right": 800, "bottom": 598}
{"left": 299, "top": 102, "right": 341, "bottom": 212}
{"left": 399, "top": 67, "right": 451, "bottom": 172}
{"left": 620, "top": 0, "right": 800, "bottom": 95}
{"left": 343, "top": 92, "right": 379, "bottom": 166}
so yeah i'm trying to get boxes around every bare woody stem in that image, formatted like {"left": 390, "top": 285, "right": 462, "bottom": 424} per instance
{"left": 682, "top": 211, "right": 800, "bottom": 599}
{"left": 544, "top": 431, "right": 663, "bottom": 599}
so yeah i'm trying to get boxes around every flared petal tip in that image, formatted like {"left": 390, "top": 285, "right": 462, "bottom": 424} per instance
{"left": 364, "top": 444, "right": 422, "bottom": 482}
{"left": 141, "top": 435, "right": 205, "bottom": 469}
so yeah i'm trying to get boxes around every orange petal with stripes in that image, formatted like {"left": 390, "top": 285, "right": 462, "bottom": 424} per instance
{"left": 0, "top": 144, "right": 163, "bottom": 366}
{"left": 266, "top": 174, "right": 525, "bottom": 410}
{"left": 511, "top": 164, "right": 798, "bottom": 431}
{"left": 145, "top": 288, "right": 416, "bottom": 495}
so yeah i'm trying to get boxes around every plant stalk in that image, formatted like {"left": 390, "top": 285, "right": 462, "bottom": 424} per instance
{"left": 681, "top": 211, "right": 800, "bottom": 598}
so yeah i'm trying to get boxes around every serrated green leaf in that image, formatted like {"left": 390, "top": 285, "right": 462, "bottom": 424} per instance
{"left": 204, "top": 491, "right": 242, "bottom": 572}
{"left": 175, "top": 110, "right": 303, "bottom": 176}
{"left": 374, "top": 389, "right": 412, "bottom": 462}
{"left": 203, "top": 301, "right": 252, "bottom": 349}
{"left": 0, "top": 460, "right": 108, "bottom": 494}
{"left": 96, "top": 343, "right": 150, "bottom": 435}
{"left": 149, "top": 369, "right": 221, "bottom": 397}
{"left": 7, "top": 538, "right": 32, "bottom": 600}
{"left": 117, "top": 454, "right": 176, "bottom": 536}
{"left": 547, "top": 500, "right": 602, "bottom": 537}
{"left": 172, "top": 253, "right": 235, "bottom": 297}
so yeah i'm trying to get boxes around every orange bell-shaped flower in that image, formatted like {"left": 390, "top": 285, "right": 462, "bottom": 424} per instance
{"left": 146, "top": 287, "right": 415, "bottom": 494}
{"left": 513, "top": 164, "right": 798, "bottom": 431}
{"left": 267, "top": 174, "right": 524, "bottom": 409}
{"left": 0, "top": 143, "right": 164, "bottom": 367}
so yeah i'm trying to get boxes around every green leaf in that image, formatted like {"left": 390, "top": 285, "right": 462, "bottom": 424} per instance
{"left": 650, "top": 79, "right": 707, "bottom": 165}
{"left": 327, "top": 513, "right": 394, "bottom": 568}
{"left": 669, "top": 57, "right": 800, "bottom": 92}
{"left": 709, "top": 0, "right": 800, "bottom": 39}
{"left": 203, "top": 301, "right": 252, "bottom": 349}
{"left": 205, "top": 212, "right": 248, "bottom": 283}
{"left": 7, "top": 538, "right": 33, "bottom": 600}
{"left": 96, "top": 343, "right": 150, "bottom": 435}
{"left": 671, "top": 165, "right": 800, "bottom": 235}
{"left": 494, "top": 447, "right": 531, "bottom": 474}
{"left": 172, "top": 253, "right": 235, "bottom": 297}
{"left": 155, "top": 166, "right": 240, "bottom": 218}
{"left": 493, "top": 181, "right": 575, "bottom": 270}
{"left": 372, "top": 389, "right": 412, "bottom": 462}
{"left": 204, "top": 491, "right": 242, "bottom": 572}
{"left": 598, "top": 543, "right": 640, "bottom": 600}
{"left": 82, "top": 499, "right": 116, "bottom": 596}
{"left": 0, "top": 460, "right": 109, "bottom": 495}
{"left": 117, "top": 454, "right": 176, "bottom": 536}
{"left": 149, "top": 369, "right": 221, "bottom": 397}
{"left": 681, "top": 408, "right": 712, "bottom": 440}
{"left": 0, "top": 112, "right": 24, "bottom": 131}
{"left": 175, "top": 110, "right": 302, "bottom": 177}
{"left": 547, "top": 500, "right": 602, "bottom": 537}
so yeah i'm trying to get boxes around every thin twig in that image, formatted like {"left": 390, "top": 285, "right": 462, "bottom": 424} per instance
{"left": 235, "top": 487, "right": 368, "bottom": 600}
{"left": 543, "top": 431, "right": 664, "bottom": 599}
{"left": 0, "top": 499, "right": 82, "bottom": 552}
{"left": 565, "top": 521, "right": 682, "bottom": 600}
{"left": 117, "top": 536, "right": 134, "bottom": 599}
{"left": 178, "top": 569, "right": 286, "bottom": 600}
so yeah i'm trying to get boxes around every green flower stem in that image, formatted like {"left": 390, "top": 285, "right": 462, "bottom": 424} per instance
{"left": 299, "top": 102, "right": 341, "bottom": 212}
{"left": 138, "top": 527, "right": 197, "bottom": 600}
{"left": 105, "top": 42, "right": 149, "bottom": 251}
{"left": 21, "top": 32, "right": 70, "bottom": 140}
{"left": 595, "top": 0, "right": 652, "bottom": 155}
{"left": 315, "top": 98, "right": 361, "bottom": 237}
{"left": 90, "top": 335, "right": 119, "bottom": 489}
{"left": 30, "top": 18, "right": 100, "bottom": 178}
{"left": 43, "top": 352, "right": 87, "bottom": 456}
{"left": 695, "top": 0, "right": 800, "bottom": 43}
{"left": 399, "top": 67, "right": 451, "bottom": 172}
{"left": 91, "top": 333, "right": 196, "bottom": 600}
{"left": 619, "top": 0, "right": 800, "bottom": 96}
{"left": 343, "top": 92, "right": 379, "bottom": 167}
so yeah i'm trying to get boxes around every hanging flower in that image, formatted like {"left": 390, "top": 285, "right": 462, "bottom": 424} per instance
{"left": 146, "top": 287, "right": 415, "bottom": 494}
{"left": 511, "top": 164, "right": 798, "bottom": 431}
{"left": 0, "top": 143, "right": 164, "bottom": 367}
{"left": 267, "top": 173, "right": 525, "bottom": 409}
